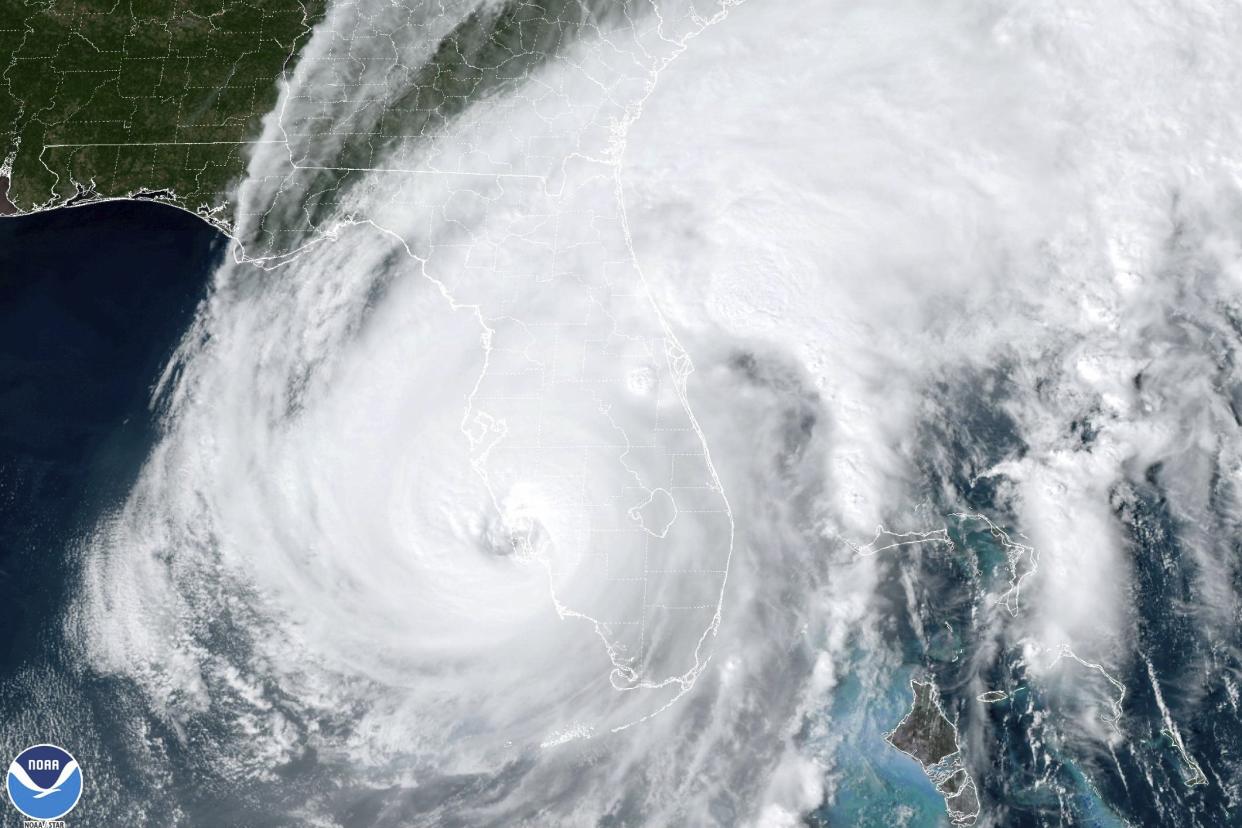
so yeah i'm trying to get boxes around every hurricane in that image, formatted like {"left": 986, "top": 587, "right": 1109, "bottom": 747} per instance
{"left": 58, "top": 0, "right": 1242, "bottom": 824}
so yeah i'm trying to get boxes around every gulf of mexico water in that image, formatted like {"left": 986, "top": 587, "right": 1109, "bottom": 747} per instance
{"left": 0, "top": 201, "right": 222, "bottom": 825}
{"left": 0, "top": 200, "right": 1236, "bottom": 828}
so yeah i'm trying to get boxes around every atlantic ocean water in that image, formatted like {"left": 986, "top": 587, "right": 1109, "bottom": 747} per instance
{"left": 3, "top": 185, "right": 1240, "bottom": 827}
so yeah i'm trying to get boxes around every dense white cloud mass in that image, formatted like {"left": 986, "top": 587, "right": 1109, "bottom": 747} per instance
{"left": 72, "top": 0, "right": 1242, "bottom": 824}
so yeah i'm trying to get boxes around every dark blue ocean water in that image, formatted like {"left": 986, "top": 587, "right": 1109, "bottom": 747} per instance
{"left": 0, "top": 202, "right": 222, "bottom": 825}
{"left": 2, "top": 203, "right": 1235, "bottom": 827}
{"left": 0, "top": 202, "right": 220, "bottom": 653}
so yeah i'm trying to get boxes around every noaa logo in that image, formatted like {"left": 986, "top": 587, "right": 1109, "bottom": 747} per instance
{"left": 6, "top": 744, "right": 82, "bottom": 822}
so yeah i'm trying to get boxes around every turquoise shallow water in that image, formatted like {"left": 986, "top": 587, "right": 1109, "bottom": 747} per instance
{"left": 800, "top": 653, "right": 950, "bottom": 827}
{"left": 0, "top": 201, "right": 1238, "bottom": 827}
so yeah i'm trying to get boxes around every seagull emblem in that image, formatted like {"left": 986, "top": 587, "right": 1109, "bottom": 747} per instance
{"left": 8, "top": 758, "right": 80, "bottom": 799}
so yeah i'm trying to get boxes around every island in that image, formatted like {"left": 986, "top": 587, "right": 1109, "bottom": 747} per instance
{"left": 887, "top": 679, "right": 982, "bottom": 826}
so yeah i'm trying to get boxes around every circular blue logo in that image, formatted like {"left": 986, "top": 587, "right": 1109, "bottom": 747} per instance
{"left": 6, "top": 744, "right": 83, "bottom": 821}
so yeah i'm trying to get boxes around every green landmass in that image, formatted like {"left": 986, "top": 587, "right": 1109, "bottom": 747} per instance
{"left": 887, "top": 679, "right": 981, "bottom": 826}
{"left": 887, "top": 680, "right": 960, "bottom": 768}
{"left": 0, "top": 0, "right": 325, "bottom": 228}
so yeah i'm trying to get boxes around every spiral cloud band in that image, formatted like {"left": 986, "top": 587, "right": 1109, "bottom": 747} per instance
{"left": 72, "top": 0, "right": 1242, "bottom": 824}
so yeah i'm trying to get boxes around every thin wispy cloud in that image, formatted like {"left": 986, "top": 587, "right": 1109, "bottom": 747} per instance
{"left": 71, "top": 0, "right": 1242, "bottom": 823}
